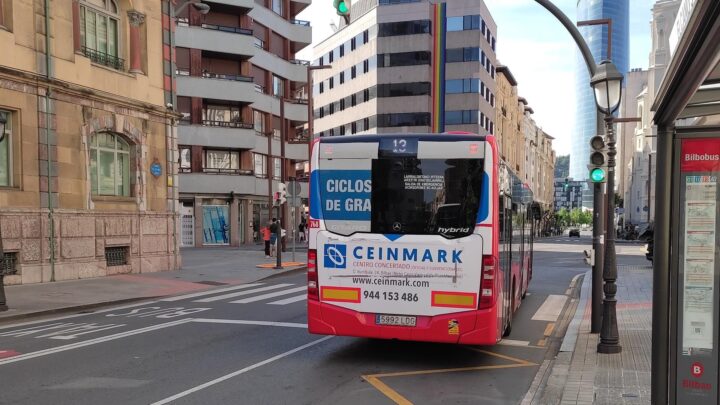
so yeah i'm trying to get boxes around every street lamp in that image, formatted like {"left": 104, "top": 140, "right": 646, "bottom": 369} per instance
{"left": 591, "top": 60, "right": 623, "bottom": 354}
{"left": 0, "top": 113, "right": 8, "bottom": 311}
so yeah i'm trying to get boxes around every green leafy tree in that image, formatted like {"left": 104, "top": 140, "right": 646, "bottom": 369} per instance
{"left": 579, "top": 210, "right": 593, "bottom": 225}
{"left": 556, "top": 208, "right": 569, "bottom": 227}
{"left": 570, "top": 208, "right": 582, "bottom": 226}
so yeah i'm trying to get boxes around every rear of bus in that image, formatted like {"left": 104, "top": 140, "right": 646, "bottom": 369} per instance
{"left": 307, "top": 134, "right": 503, "bottom": 345}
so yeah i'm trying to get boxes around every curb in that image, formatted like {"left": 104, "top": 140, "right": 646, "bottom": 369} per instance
{"left": 560, "top": 270, "right": 591, "bottom": 352}
{"left": 0, "top": 296, "right": 160, "bottom": 325}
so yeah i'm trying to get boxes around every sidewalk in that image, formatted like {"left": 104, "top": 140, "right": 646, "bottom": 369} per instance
{"left": 0, "top": 247, "right": 307, "bottom": 323}
{"left": 540, "top": 263, "right": 653, "bottom": 404}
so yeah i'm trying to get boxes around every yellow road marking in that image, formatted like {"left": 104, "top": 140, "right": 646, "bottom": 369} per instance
{"left": 363, "top": 376, "right": 413, "bottom": 405}
{"left": 544, "top": 322, "right": 555, "bottom": 337}
{"left": 467, "top": 348, "right": 537, "bottom": 365}
{"left": 362, "top": 349, "right": 537, "bottom": 404}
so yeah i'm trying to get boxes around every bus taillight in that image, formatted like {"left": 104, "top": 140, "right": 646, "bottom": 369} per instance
{"left": 308, "top": 249, "right": 319, "bottom": 300}
{"left": 479, "top": 255, "right": 496, "bottom": 309}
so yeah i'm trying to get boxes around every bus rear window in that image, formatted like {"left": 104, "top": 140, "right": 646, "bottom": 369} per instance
{"left": 371, "top": 158, "right": 483, "bottom": 238}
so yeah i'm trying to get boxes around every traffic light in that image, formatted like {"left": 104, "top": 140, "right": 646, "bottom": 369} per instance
{"left": 275, "top": 183, "right": 287, "bottom": 206}
{"left": 333, "top": 0, "right": 350, "bottom": 24}
{"left": 563, "top": 177, "right": 569, "bottom": 192}
{"left": 588, "top": 135, "right": 607, "bottom": 183}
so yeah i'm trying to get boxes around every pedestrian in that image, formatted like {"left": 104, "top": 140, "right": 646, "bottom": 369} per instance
{"left": 298, "top": 220, "right": 305, "bottom": 242}
{"left": 261, "top": 224, "right": 271, "bottom": 258}
{"left": 269, "top": 218, "right": 279, "bottom": 257}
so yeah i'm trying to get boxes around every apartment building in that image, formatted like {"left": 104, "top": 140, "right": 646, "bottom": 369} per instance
{"left": 0, "top": 0, "right": 179, "bottom": 284}
{"left": 174, "top": 0, "right": 311, "bottom": 247}
{"left": 312, "top": 0, "right": 498, "bottom": 137}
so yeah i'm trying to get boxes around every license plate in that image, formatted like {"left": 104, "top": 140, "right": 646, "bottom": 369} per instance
{"left": 376, "top": 314, "right": 416, "bottom": 327}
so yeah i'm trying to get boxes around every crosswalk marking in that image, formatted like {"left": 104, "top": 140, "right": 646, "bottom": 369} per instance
{"left": 531, "top": 295, "right": 568, "bottom": 322}
{"left": 268, "top": 295, "right": 307, "bottom": 305}
{"left": 230, "top": 287, "right": 308, "bottom": 304}
{"left": 193, "top": 284, "right": 294, "bottom": 303}
{"left": 161, "top": 283, "right": 264, "bottom": 302}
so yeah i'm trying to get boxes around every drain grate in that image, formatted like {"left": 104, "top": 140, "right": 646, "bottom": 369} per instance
{"left": 195, "top": 280, "right": 229, "bottom": 286}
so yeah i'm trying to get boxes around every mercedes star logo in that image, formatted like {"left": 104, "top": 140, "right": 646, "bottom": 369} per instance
{"left": 392, "top": 222, "right": 402, "bottom": 232}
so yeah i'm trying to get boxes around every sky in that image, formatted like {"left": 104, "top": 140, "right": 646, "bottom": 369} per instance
{"left": 297, "top": 0, "right": 656, "bottom": 156}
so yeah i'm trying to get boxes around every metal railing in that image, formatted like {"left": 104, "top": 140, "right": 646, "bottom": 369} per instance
{"left": 81, "top": 47, "right": 124, "bottom": 70}
{"left": 254, "top": 84, "right": 266, "bottom": 94}
{"left": 105, "top": 247, "right": 128, "bottom": 267}
{"left": 291, "top": 19, "right": 310, "bottom": 26}
{"left": 1, "top": 252, "right": 17, "bottom": 275}
{"left": 202, "top": 120, "right": 254, "bottom": 129}
{"left": 202, "top": 168, "right": 254, "bottom": 175}
{"left": 289, "top": 59, "right": 311, "bottom": 66}
{"left": 174, "top": 18, "right": 253, "bottom": 35}
{"left": 201, "top": 72, "right": 253, "bottom": 82}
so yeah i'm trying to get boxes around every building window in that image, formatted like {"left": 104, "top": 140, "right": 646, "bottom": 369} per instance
{"left": 272, "top": 75, "right": 284, "bottom": 97}
{"left": 339, "top": 71, "right": 345, "bottom": 84}
{"left": 363, "top": 59, "right": 369, "bottom": 73}
{"left": 80, "top": 0, "right": 121, "bottom": 68}
{"left": 90, "top": 132, "right": 131, "bottom": 196}
{"left": 254, "top": 110, "right": 265, "bottom": 135}
{"left": 204, "top": 149, "right": 240, "bottom": 173}
{"left": 0, "top": 110, "right": 11, "bottom": 187}
{"left": 271, "top": 0, "right": 283, "bottom": 16}
{"left": 351, "top": 66, "right": 357, "bottom": 79}
{"left": 445, "top": 110, "right": 478, "bottom": 125}
{"left": 203, "top": 105, "right": 241, "bottom": 126}
{"left": 179, "top": 146, "right": 191, "bottom": 173}
{"left": 319, "top": 81, "right": 324, "bottom": 94}
{"left": 351, "top": 37, "right": 356, "bottom": 51}
{"left": 254, "top": 153, "right": 267, "bottom": 178}
{"left": 273, "top": 157, "right": 282, "bottom": 180}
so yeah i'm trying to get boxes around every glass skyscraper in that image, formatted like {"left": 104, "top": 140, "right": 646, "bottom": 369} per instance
{"left": 570, "top": 0, "right": 629, "bottom": 184}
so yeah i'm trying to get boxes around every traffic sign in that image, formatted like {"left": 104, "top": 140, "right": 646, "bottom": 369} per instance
{"left": 288, "top": 181, "right": 302, "bottom": 197}
{"left": 288, "top": 196, "right": 302, "bottom": 207}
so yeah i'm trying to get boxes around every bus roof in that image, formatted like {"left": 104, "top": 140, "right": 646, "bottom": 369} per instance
{"left": 318, "top": 133, "right": 489, "bottom": 144}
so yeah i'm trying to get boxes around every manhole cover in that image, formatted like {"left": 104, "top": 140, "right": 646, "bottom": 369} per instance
{"left": 194, "top": 281, "right": 228, "bottom": 286}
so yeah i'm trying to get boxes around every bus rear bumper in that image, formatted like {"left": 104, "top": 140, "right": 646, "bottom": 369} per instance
{"left": 308, "top": 300, "right": 499, "bottom": 345}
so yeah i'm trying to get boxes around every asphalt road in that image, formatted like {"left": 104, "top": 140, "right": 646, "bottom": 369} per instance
{"left": 0, "top": 236, "right": 646, "bottom": 404}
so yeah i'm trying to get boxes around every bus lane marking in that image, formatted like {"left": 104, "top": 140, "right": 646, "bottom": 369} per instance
{"left": 362, "top": 348, "right": 538, "bottom": 404}
{"left": 150, "top": 336, "right": 334, "bottom": 405}
{"left": 531, "top": 295, "right": 567, "bottom": 322}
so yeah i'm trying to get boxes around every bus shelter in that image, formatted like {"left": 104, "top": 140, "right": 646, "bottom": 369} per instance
{"left": 651, "top": 1, "right": 720, "bottom": 403}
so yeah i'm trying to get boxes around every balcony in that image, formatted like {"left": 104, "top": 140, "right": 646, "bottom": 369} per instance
{"left": 81, "top": 47, "right": 125, "bottom": 71}
{"left": 248, "top": 6, "right": 311, "bottom": 52}
{"left": 179, "top": 172, "right": 266, "bottom": 195}
{"left": 176, "top": 74, "right": 256, "bottom": 104}
{"left": 205, "top": 0, "right": 255, "bottom": 10}
{"left": 178, "top": 121, "right": 257, "bottom": 149}
{"left": 253, "top": 93, "right": 308, "bottom": 122}
{"left": 175, "top": 22, "right": 256, "bottom": 57}
{"left": 285, "top": 142, "right": 309, "bottom": 161}
{"left": 252, "top": 48, "right": 308, "bottom": 83}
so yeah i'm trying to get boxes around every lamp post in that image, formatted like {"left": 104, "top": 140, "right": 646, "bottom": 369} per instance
{"left": 591, "top": 60, "right": 624, "bottom": 354}
{"left": 0, "top": 113, "right": 8, "bottom": 311}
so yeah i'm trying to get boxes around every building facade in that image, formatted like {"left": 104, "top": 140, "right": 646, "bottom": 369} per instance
{"left": 554, "top": 178, "right": 585, "bottom": 211}
{"left": 0, "top": 0, "right": 179, "bottom": 284}
{"left": 495, "top": 66, "right": 523, "bottom": 175}
{"left": 312, "top": 0, "right": 497, "bottom": 138}
{"left": 569, "top": 0, "right": 629, "bottom": 183}
{"left": 174, "top": 0, "right": 311, "bottom": 247}
{"left": 623, "top": 0, "right": 680, "bottom": 226}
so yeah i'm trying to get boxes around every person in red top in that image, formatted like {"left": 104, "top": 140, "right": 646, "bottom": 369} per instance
{"left": 261, "top": 224, "right": 271, "bottom": 258}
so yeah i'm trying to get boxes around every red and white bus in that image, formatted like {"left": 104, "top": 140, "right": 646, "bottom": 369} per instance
{"left": 307, "top": 133, "right": 536, "bottom": 345}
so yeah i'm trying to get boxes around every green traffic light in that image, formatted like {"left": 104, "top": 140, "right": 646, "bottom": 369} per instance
{"left": 337, "top": 1, "right": 348, "bottom": 13}
{"left": 590, "top": 168, "right": 606, "bottom": 182}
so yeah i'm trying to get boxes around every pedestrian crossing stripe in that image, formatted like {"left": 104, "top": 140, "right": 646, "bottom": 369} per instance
{"left": 256, "top": 262, "right": 305, "bottom": 268}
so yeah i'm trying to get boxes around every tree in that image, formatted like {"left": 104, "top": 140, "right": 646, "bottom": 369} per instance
{"left": 579, "top": 210, "right": 593, "bottom": 225}
{"left": 570, "top": 208, "right": 582, "bottom": 226}
{"left": 556, "top": 208, "right": 570, "bottom": 227}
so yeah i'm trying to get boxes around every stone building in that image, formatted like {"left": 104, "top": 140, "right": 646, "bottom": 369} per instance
{"left": 0, "top": 0, "right": 179, "bottom": 284}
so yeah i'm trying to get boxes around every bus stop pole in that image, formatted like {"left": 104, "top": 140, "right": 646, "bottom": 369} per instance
{"left": 275, "top": 204, "right": 283, "bottom": 270}
{"left": 651, "top": 124, "right": 673, "bottom": 404}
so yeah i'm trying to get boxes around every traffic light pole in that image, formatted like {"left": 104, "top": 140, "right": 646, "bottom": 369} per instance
{"left": 275, "top": 203, "right": 283, "bottom": 270}
{"left": 592, "top": 181, "right": 605, "bottom": 333}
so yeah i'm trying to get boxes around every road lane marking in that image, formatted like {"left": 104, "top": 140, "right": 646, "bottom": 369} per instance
{"left": 150, "top": 336, "right": 334, "bottom": 405}
{"left": 193, "top": 284, "right": 294, "bottom": 303}
{"left": 268, "top": 294, "right": 307, "bottom": 305}
{"left": 230, "top": 286, "right": 308, "bottom": 304}
{"left": 0, "top": 319, "right": 192, "bottom": 366}
{"left": 363, "top": 348, "right": 537, "bottom": 404}
{"left": 531, "top": 295, "right": 568, "bottom": 322}
{"left": 497, "top": 339, "right": 530, "bottom": 347}
{"left": 543, "top": 322, "right": 556, "bottom": 337}
{"left": 160, "top": 283, "right": 264, "bottom": 302}
{"left": 191, "top": 319, "right": 307, "bottom": 328}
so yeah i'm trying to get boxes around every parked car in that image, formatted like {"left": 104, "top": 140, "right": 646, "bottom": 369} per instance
{"left": 569, "top": 229, "right": 581, "bottom": 237}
